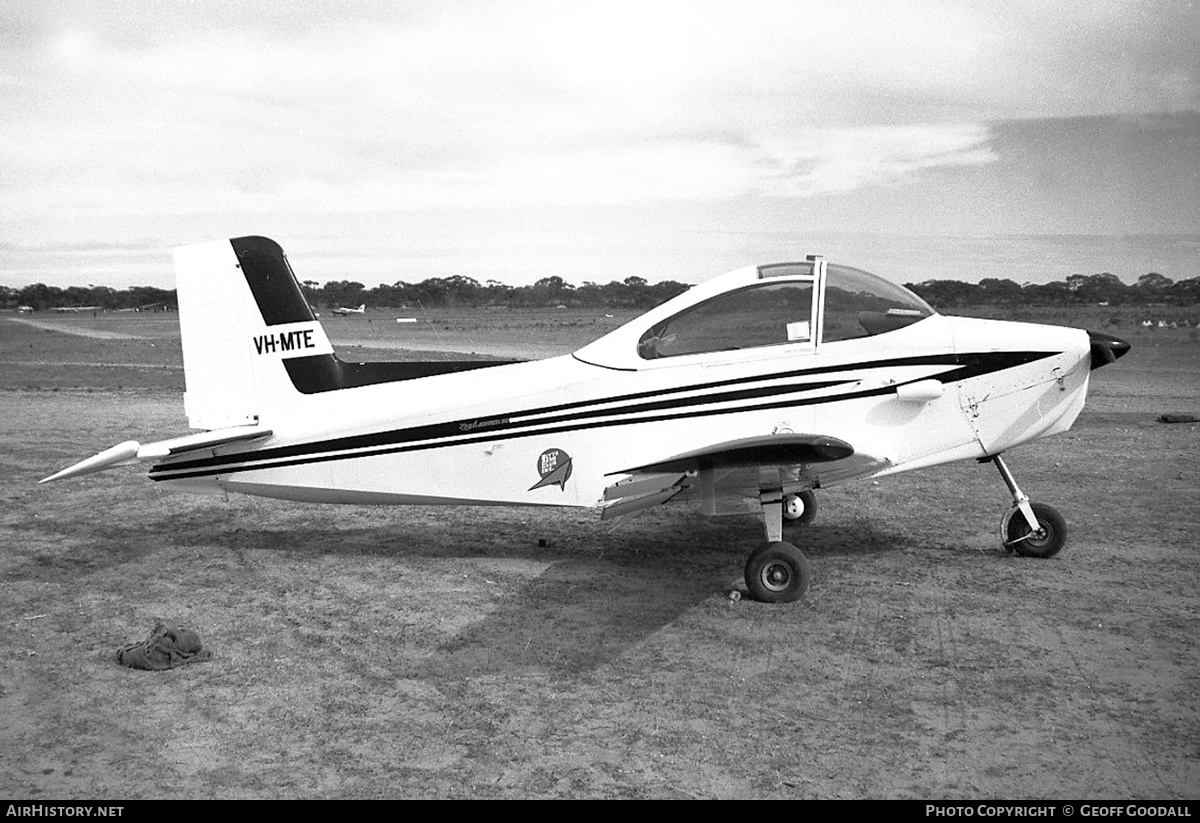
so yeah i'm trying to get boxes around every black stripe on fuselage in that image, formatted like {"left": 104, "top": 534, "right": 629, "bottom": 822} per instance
{"left": 149, "top": 350, "right": 1055, "bottom": 482}
{"left": 150, "top": 377, "right": 854, "bottom": 479}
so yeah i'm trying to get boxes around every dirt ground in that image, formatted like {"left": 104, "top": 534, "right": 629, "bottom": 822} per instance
{"left": 1, "top": 312, "right": 1198, "bottom": 799}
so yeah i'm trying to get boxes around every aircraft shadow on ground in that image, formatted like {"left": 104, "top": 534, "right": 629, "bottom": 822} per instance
{"left": 24, "top": 501, "right": 924, "bottom": 678}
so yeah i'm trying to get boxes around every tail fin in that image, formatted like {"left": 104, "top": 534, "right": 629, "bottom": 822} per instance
{"left": 174, "top": 236, "right": 333, "bottom": 430}
{"left": 174, "top": 235, "right": 520, "bottom": 431}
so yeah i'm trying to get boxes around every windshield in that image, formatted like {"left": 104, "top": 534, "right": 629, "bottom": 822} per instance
{"left": 822, "top": 264, "right": 934, "bottom": 343}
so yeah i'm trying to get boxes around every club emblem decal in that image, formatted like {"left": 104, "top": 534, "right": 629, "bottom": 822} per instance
{"left": 529, "top": 448, "right": 573, "bottom": 491}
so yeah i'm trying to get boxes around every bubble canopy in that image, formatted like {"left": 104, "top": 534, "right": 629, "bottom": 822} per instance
{"left": 574, "top": 259, "right": 937, "bottom": 370}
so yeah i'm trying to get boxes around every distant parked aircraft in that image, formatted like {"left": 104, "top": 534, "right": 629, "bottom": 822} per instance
{"left": 331, "top": 304, "right": 365, "bottom": 315}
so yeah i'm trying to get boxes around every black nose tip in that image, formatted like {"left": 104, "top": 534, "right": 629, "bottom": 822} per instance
{"left": 1088, "top": 330, "right": 1132, "bottom": 370}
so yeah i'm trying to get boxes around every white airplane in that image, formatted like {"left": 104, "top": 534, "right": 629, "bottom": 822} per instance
{"left": 331, "top": 304, "right": 366, "bottom": 315}
{"left": 42, "top": 236, "right": 1130, "bottom": 603}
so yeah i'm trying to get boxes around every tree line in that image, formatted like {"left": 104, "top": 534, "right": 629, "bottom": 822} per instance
{"left": 909, "top": 272, "right": 1200, "bottom": 309}
{"left": 4, "top": 270, "right": 1198, "bottom": 313}
{"left": 1, "top": 283, "right": 176, "bottom": 312}
{"left": 299, "top": 273, "right": 694, "bottom": 311}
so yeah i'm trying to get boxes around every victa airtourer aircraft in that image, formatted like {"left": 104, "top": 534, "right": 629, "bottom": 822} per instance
{"left": 43, "top": 236, "right": 1130, "bottom": 602}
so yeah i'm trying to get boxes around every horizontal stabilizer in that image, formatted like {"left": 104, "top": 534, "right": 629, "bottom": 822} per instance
{"left": 135, "top": 425, "right": 273, "bottom": 458}
{"left": 40, "top": 440, "right": 141, "bottom": 484}
{"left": 41, "top": 426, "right": 272, "bottom": 484}
{"left": 612, "top": 433, "right": 854, "bottom": 476}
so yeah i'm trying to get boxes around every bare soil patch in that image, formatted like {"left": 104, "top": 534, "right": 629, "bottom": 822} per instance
{"left": 1, "top": 310, "right": 1198, "bottom": 799}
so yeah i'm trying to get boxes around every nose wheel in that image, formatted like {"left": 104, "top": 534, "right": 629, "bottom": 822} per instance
{"left": 985, "top": 454, "right": 1068, "bottom": 558}
{"left": 1001, "top": 501, "right": 1067, "bottom": 558}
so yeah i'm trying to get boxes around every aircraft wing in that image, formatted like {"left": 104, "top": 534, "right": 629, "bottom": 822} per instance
{"left": 600, "top": 433, "right": 891, "bottom": 521}
{"left": 40, "top": 425, "right": 272, "bottom": 484}
{"left": 615, "top": 433, "right": 854, "bottom": 474}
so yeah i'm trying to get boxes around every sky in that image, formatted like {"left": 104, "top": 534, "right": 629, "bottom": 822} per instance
{"left": 2, "top": 0, "right": 1199, "bottom": 289}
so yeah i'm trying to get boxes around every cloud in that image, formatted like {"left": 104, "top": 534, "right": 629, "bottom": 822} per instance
{"left": 754, "top": 124, "right": 998, "bottom": 198}
{"left": 5, "top": 3, "right": 1008, "bottom": 212}
{"left": 0, "top": 9, "right": 1006, "bottom": 218}
{"left": 1, "top": 1, "right": 1197, "bottom": 288}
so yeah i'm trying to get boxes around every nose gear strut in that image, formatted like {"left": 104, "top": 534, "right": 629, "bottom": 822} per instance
{"left": 981, "top": 453, "right": 1068, "bottom": 558}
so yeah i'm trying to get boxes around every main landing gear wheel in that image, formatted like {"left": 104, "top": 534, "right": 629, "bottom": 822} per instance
{"left": 1002, "top": 502, "right": 1068, "bottom": 559}
{"left": 782, "top": 490, "right": 818, "bottom": 526}
{"left": 745, "top": 541, "right": 811, "bottom": 603}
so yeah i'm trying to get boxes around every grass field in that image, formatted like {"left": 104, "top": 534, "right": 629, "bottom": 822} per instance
{"left": 2, "top": 309, "right": 1198, "bottom": 799}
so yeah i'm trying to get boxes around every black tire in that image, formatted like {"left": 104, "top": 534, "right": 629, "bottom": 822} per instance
{"left": 782, "top": 490, "right": 818, "bottom": 526}
{"left": 744, "top": 541, "right": 811, "bottom": 603}
{"left": 1005, "top": 502, "right": 1068, "bottom": 559}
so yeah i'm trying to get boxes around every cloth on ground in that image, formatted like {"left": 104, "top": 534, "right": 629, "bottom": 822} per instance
{"left": 117, "top": 622, "right": 213, "bottom": 670}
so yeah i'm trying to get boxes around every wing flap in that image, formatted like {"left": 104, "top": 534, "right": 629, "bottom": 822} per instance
{"left": 601, "top": 487, "right": 685, "bottom": 520}
{"left": 600, "top": 471, "right": 690, "bottom": 520}
{"left": 602, "top": 472, "right": 689, "bottom": 501}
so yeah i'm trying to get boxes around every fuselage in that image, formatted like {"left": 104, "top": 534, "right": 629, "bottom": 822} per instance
{"left": 149, "top": 283, "right": 1094, "bottom": 510}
